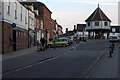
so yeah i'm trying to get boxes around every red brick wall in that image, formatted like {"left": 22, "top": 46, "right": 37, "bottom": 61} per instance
{"left": 16, "top": 29, "right": 28, "bottom": 50}
{"left": 3, "top": 22, "right": 13, "bottom": 53}
{"left": 43, "top": 6, "right": 52, "bottom": 19}
{"left": 3, "top": 21, "right": 28, "bottom": 53}
{"left": 38, "top": 4, "right": 54, "bottom": 41}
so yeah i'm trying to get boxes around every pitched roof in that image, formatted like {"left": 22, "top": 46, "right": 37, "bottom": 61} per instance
{"left": 85, "top": 6, "right": 111, "bottom": 22}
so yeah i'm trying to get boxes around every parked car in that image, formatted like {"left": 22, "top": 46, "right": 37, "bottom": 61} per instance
{"left": 58, "top": 37, "right": 73, "bottom": 45}
{"left": 109, "top": 36, "right": 120, "bottom": 43}
{"left": 47, "top": 39, "right": 69, "bottom": 48}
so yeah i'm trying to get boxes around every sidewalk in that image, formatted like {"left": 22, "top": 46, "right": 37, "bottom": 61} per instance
{"left": 85, "top": 43, "right": 119, "bottom": 78}
{"left": 2, "top": 46, "right": 37, "bottom": 61}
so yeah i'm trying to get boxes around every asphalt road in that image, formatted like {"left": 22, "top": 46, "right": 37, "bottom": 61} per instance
{"left": 3, "top": 40, "right": 110, "bottom": 78}
{"left": 118, "top": 44, "right": 120, "bottom": 79}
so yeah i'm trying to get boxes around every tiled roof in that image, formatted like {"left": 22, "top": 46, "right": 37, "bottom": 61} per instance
{"left": 85, "top": 7, "right": 111, "bottom": 22}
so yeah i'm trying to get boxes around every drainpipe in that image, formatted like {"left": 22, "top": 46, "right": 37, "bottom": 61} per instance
{"left": 28, "top": 10, "right": 29, "bottom": 48}
{"left": 1, "top": 1, "right": 4, "bottom": 54}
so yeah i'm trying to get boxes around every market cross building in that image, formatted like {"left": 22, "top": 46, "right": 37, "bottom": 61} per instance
{"left": 85, "top": 5, "right": 111, "bottom": 39}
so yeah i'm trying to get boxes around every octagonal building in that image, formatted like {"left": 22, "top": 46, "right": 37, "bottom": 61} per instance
{"left": 85, "top": 5, "right": 111, "bottom": 39}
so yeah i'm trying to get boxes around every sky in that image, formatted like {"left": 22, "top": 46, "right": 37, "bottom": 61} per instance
{"left": 37, "top": 0, "right": 119, "bottom": 33}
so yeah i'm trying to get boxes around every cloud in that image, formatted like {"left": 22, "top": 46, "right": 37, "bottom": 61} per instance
{"left": 39, "top": 0, "right": 118, "bottom": 6}
{"left": 76, "top": 1, "right": 117, "bottom": 6}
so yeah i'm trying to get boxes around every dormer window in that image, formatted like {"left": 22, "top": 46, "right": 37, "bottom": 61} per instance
{"left": 95, "top": 22, "right": 99, "bottom": 26}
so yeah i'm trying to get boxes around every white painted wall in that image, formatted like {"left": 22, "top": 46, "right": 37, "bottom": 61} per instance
{"left": 119, "top": 1, "right": 120, "bottom": 25}
{"left": 86, "top": 21, "right": 110, "bottom": 30}
{"left": 3, "top": 0, "right": 28, "bottom": 30}
{"left": 37, "top": 31, "right": 41, "bottom": 43}
{"left": 28, "top": 10, "right": 35, "bottom": 30}
{"left": 0, "top": 1, "right": 2, "bottom": 21}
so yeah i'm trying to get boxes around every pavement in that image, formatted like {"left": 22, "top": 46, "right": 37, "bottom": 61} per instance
{"left": 2, "top": 46, "right": 37, "bottom": 61}
{"left": 83, "top": 43, "right": 120, "bottom": 79}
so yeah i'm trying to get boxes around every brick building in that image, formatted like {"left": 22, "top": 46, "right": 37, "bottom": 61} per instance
{"left": 58, "top": 25, "right": 63, "bottom": 37}
{"left": 22, "top": 1, "right": 54, "bottom": 42}
{"left": 21, "top": 1, "right": 43, "bottom": 46}
{"left": 38, "top": 2, "right": 52, "bottom": 42}
{"left": 1, "top": 0, "right": 29, "bottom": 53}
{"left": 1, "top": 0, "right": 63, "bottom": 53}
{"left": 0, "top": 1, "right": 2, "bottom": 54}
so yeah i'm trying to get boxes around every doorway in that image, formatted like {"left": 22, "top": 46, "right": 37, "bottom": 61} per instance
{"left": 12, "top": 30, "right": 16, "bottom": 51}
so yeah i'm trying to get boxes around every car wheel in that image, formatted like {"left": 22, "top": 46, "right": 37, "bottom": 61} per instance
{"left": 48, "top": 44, "right": 51, "bottom": 48}
{"left": 62, "top": 44, "right": 67, "bottom": 47}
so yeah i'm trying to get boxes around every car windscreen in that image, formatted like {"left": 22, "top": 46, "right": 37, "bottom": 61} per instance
{"left": 112, "top": 37, "right": 117, "bottom": 39}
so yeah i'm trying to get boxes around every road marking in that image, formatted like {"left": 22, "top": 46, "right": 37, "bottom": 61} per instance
{"left": 3, "top": 50, "right": 72, "bottom": 75}
{"left": 79, "top": 48, "right": 108, "bottom": 78}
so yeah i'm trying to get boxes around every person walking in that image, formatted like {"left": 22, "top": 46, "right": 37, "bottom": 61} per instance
{"left": 53, "top": 40, "right": 56, "bottom": 50}
{"left": 40, "top": 37, "right": 45, "bottom": 51}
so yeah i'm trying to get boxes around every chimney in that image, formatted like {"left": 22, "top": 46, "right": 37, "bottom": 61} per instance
{"left": 74, "top": 25, "right": 76, "bottom": 30}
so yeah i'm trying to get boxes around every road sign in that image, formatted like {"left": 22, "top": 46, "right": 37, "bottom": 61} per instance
{"left": 11, "top": 23, "right": 16, "bottom": 28}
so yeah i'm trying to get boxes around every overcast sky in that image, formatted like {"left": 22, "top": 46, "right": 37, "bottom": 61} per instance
{"left": 38, "top": 0, "right": 119, "bottom": 33}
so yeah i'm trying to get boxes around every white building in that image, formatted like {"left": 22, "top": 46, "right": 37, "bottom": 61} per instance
{"left": 1, "top": 0, "right": 29, "bottom": 53}
{"left": 27, "top": 5, "right": 35, "bottom": 47}
{"left": 3, "top": 0, "right": 28, "bottom": 30}
{"left": 109, "top": 26, "right": 120, "bottom": 38}
{"left": 118, "top": 1, "right": 120, "bottom": 25}
{"left": 85, "top": 5, "right": 111, "bottom": 39}
{"left": 0, "top": 0, "right": 2, "bottom": 54}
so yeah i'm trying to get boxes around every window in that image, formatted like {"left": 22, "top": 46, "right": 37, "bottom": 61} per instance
{"left": 88, "top": 22, "right": 90, "bottom": 26}
{"left": 116, "top": 28, "right": 119, "bottom": 32}
{"left": 7, "top": 0, "right": 10, "bottom": 15}
{"left": 104, "top": 22, "right": 108, "bottom": 26}
{"left": 0, "top": 3, "right": 1, "bottom": 15}
{"left": 25, "top": 10, "right": 27, "bottom": 24}
{"left": 20, "top": 7, "right": 22, "bottom": 22}
{"left": 112, "top": 28, "right": 115, "bottom": 32}
{"left": 14, "top": 2, "right": 17, "bottom": 19}
{"left": 95, "top": 22, "right": 99, "bottom": 26}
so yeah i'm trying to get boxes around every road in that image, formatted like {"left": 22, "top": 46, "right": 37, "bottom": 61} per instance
{"left": 3, "top": 40, "right": 110, "bottom": 78}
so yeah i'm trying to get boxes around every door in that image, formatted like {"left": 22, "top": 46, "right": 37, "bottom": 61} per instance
{"left": 12, "top": 30, "right": 16, "bottom": 51}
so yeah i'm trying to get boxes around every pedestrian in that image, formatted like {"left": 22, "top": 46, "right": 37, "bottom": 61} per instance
{"left": 53, "top": 40, "right": 56, "bottom": 50}
{"left": 40, "top": 37, "right": 45, "bottom": 51}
